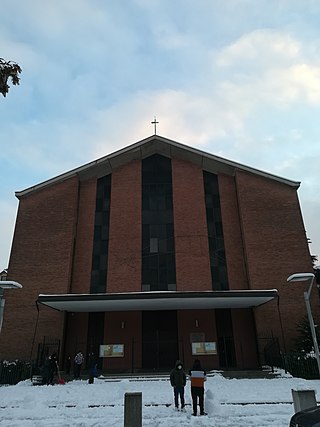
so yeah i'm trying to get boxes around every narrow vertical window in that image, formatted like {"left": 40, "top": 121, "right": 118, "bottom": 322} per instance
{"left": 90, "top": 175, "right": 111, "bottom": 293}
{"left": 142, "top": 155, "right": 176, "bottom": 291}
{"left": 203, "top": 171, "right": 229, "bottom": 290}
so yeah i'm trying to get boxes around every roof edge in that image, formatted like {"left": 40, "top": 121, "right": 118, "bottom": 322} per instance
{"left": 16, "top": 134, "right": 300, "bottom": 198}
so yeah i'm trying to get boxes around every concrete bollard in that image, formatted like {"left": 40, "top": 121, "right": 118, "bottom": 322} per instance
{"left": 124, "top": 392, "right": 142, "bottom": 427}
{"left": 292, "top": 389, "right": 317, "bottom": 413}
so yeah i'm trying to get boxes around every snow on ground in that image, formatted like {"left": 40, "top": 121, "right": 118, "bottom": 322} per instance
{"left": 1, "top": 370, "right": 320, "bottom": 426}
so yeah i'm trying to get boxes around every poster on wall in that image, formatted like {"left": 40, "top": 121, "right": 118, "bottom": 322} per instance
{"left": 192, "top": 342, "right": 217, "bottom": 355}
{"left": 99, "top": 344, "right": 124, "bottom": 358}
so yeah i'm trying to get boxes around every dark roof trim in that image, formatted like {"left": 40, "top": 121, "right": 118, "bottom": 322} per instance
{"left": 16, "top": 135, "right": 300, "bottom": 198}
{"left": 37, "top": 289, "right": 278, "bottom": 312}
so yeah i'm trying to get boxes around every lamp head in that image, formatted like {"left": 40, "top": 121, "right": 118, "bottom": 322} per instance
{"left": 287, "top": 273, "right": 315, "bottom": 283}
{"left": 0, "top": 281, "right": 23, "bottom": 289}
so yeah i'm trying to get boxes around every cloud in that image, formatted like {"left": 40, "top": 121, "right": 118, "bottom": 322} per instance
{"left": 213, "top": 30, "right": 320, "bottom": 108}
{"left": 81, "top": 87, "right": 250, "bottom": 162}
{"left": 216, "top": 29, "right": 301, "bottom": 67}
{"left": 1, "top": 4, "right": 320, "bottom": 264}
{"left": 275, "top": 64, "right": 320, "bottom": 104}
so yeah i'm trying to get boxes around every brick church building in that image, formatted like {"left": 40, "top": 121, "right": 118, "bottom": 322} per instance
{"left": 0, "top": 135, "right": 313, "bottom": 372}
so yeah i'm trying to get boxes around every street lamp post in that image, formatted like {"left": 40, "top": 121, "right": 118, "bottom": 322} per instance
{"left": 287, "top": 273, "right": 320, "bottom": 377}
{"left": 0, "top": 281, "right": 23, "bottom": 333}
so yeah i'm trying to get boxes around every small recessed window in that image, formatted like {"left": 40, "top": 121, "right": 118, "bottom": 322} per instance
{"left": 150, "top": 238, "right": 158, "bottom": 253}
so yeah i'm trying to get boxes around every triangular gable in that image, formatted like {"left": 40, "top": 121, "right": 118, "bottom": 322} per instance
{"left": 16, "top": 135, "right": 300, "bottom": 198}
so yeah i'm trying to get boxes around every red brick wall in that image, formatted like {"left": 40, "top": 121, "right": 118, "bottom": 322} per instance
{"left": 103, "top": 311, "right": 142, "bottom": 372}
{"left": 107, "top": 161, "right": 141, "bottom": 293}
{"left": 219, "top": 174, "right": 248, "bottom": 290}
{"left": 235, "top": 170, "right": 313, "bottom": 350}
{"left": 70, "top": 179, "right": 96, "bottom": 294}
{"left": 172, "top": 158, "right": 211, "bottom": 291}
{"left": 1, "top": 177, "right": 79, "bottom": 361}
{"left": 231, "top": 309, "right": 259, "bottom": 368}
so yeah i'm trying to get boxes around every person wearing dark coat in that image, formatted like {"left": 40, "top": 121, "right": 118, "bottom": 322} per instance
{"left": 189, "top": 359, "right": 207, "bottom": 416}
{"left": 41, "top": 356, "right": 51, "bottom": 385}
{"left": 43, "top": 353, "right": 58, "bottom": 385}
{"left": 87, "top": 351, "right": 97, "bottom": 384}
{"left": 170, "top": 360, "right": 186, "bottom": 410}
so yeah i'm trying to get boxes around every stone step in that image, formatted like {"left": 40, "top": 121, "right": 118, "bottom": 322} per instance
{"left": 58, "top": 368, "right": 281, "bottom": 381}
{"left": 220, "top": 369, "right": 281, "bottom": 379}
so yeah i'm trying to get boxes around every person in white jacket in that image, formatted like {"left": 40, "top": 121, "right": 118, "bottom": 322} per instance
{"left": 74, "top": 351, "right": 84, "bottom": 379}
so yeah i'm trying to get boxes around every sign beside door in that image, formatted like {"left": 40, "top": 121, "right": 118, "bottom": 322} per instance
{"left": 99, "top": 344, "right": 124, "bottom": 357}
{"left": 192, "top": 342, "right": 217, "bottom": 355}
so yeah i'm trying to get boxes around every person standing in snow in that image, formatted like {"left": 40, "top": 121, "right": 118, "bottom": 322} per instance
{"left": 74, "top": 351, "right": 84, "bottom": 379}
{"left": 42, "top": 355, "right": 51, "bottom": 385}
{"left": 170, "top": 360, "right": 187, "bottom": 411}
{"left": 43, "top": 353, "right": 58, "bottom": 385}
{"left": 87, "top": 351, "right": 97, "bottom": 384}
{"left": 48, "top": 353, "right": 58, "bottom": 385}
{"left": 189, "top": 359, "right": 207, "bottom": 416}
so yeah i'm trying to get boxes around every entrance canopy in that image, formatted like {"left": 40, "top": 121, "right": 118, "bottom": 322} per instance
{"left": 37, "top": 289, "right": 278, "bottom": 312}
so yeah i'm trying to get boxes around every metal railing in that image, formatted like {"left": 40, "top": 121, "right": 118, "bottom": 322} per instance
{"left": 266, "top": 351, "right": 320, "bottom": 379}
{"left": 0, "top": 360, "right": 31, "bottom": 385}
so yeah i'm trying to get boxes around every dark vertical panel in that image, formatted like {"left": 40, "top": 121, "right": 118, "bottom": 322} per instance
{"left": 203, "top": 171, "right": 229, "bottom": 290}
{"left": 87, "top": 312, "right": 105, "bottom": 368}
{"left": 215, "top": 309, "right": 236, "bottom": 368}
{"left": 142, "top": 311, "right": 178, "bottom": 370}
{"left": 90, "top": 175, "right": 111, "bottom": 293}
{"left": 88, "top": 175, "right": 109, "bottom": 365}
{"left": 141, "top": 155, "right": 176, "bottom": 291}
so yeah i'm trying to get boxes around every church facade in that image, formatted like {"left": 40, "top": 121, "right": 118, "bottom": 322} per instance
{"left": 0, "top": 135, "right": 313, "bottom": 372}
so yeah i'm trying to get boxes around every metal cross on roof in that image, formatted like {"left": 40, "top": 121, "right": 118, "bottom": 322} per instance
{"left": 151, "top": 116, "right": 159, "bottom": 135}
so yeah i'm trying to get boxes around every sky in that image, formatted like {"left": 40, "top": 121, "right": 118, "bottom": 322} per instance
{"left": 0, "top": 369, "right": 318, "bottom": 426}
{"left": 1, "top": 0, "right": 320, "bottom": 269}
